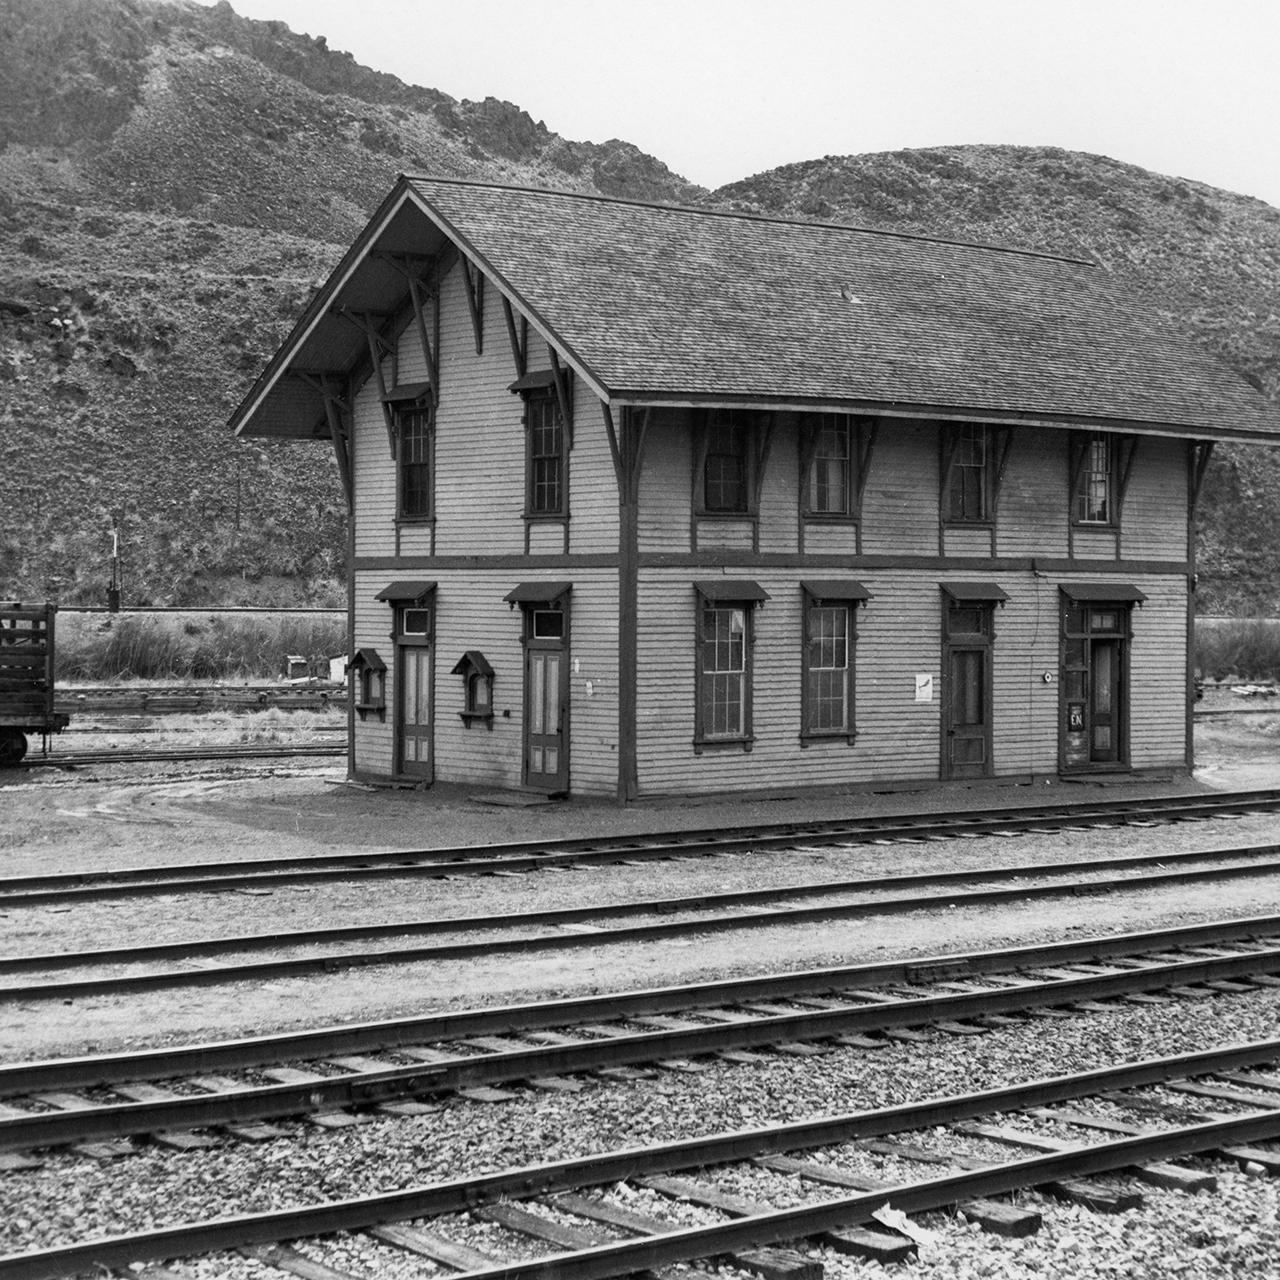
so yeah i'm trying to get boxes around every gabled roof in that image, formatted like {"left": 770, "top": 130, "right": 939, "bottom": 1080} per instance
{"left": 231, "top": 175, "right": 1278, "bottom": 443}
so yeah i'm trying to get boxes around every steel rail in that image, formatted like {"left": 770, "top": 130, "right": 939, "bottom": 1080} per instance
{"left": 4, "top": 941, "right": 1280, "bottom": 1152}
{"left": 6, "top": 1037, "right": 1280, "bottom": 1280}
{"left": 18, "top": 743, "right": 344, "bottom": 768}
{"left": 8, "top": 844, "right": 1280, "bottom": 1002}
{"left": 5, "top": 912, "right": 1276, "bottom": 1097}
{"left": 4, "top": 787, "right": 1279, "bottom": 907}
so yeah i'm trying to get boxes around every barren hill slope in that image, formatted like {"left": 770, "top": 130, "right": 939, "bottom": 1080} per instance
{"left": 1, "top": 0, "right": 1277, "bottom": 613}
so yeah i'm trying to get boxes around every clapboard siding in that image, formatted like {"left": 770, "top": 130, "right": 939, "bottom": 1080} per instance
{"left": 637, "top": 408, "right": 690, "bottom": 551}
{"left": 428, "top": 568, "right": 619, "bottom": 794}
{"left": 435, "top": 263, "right": 528, "bottom": 554}
{"left": 351, "top": 570, "right": 396, "bottom": 778}
{"left": 802, "top": 523, "right": 860, "bottom": 556}
{"left": 861, "top": 421, "right": 938, "bottom": 555}
{"left": 943, "top": 526, "right": 993, "bottom": 558}
{"left": 632, "top": 566, "right": 1189, "bottom": 797}
{"left": 1123, "top": 438, "right": 1189, "bottom": 561}
{"left": 997, "top": 428, "right": 1069, "bottom": 558}
{"left": 352, "top": 382, "right": 396, "bottom": 558}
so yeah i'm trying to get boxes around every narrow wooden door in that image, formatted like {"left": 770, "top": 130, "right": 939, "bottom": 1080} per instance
{"left": 524, "top": 646, "right": 568, "bottom": 791}
{"left": 1089, "top": 638, "right": 1122, "bottom": 764}
{"left": 398, "top": 644, "right": 433, "bottom": 779}
{"left": 944, "top": 645, "right": 991, "bottom": 778}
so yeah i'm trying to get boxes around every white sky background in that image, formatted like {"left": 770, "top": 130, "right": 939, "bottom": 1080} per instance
{"left": 192, "top": 0, "right": 1280, "bottom": 207}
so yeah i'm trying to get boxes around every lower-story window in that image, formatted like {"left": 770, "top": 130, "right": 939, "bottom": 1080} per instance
{"left": 693, "top": 580, "right": 769, "bottom": 750}
{"left": 702, "top": 605, "right": 747, "bottom": 737}
{"left": 807, "top": 605, "right": 849, "bottom": 731}
{"left": 800, "top": 580, "right": 867, "bottom": 744}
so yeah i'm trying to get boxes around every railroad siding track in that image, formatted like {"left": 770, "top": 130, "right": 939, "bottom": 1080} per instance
{"left": 7, "top": 1039, "right": 1280, "bottom": 1280}
{"left": 10, "top": 841, "right": 1280, "bottom": 1002}
{"left": 4, "top": 787, "right": 1279, "bottom": 906}
{"left": 3, "top": 918, "right": 1280, "bottom": 1159}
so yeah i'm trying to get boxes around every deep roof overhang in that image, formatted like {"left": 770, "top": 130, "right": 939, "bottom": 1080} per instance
{"left": 229, "top": 179, "right": 612, "bottom": 442}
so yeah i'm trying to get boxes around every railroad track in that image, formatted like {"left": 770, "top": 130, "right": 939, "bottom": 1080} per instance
{"left": 17, "top": 741, "right": 345, "bottom": 768}
{"left": 5, "top": 785, "right": 1280, "bottom": 908}
{"left": 8, "top": 1034, "right": 1280, "bottom": 1279}
{"left": 4, "top": 915, "right": 1280, "bottom": 1157}
{"left": 9, "top": 838, "right": 1280, "bottom": 1003}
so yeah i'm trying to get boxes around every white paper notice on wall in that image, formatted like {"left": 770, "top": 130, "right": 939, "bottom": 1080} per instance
{"left": 915, "top": 673, "right": 934, "bottom": 703}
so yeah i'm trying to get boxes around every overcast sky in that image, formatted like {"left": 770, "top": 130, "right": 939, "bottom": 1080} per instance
{"left": 193, "top": 0, "right": 1280, "bottom": 207}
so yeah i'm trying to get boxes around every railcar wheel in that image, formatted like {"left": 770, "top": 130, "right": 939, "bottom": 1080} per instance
{"left": 0, "top": 728, "right": 28, "bottom": 765}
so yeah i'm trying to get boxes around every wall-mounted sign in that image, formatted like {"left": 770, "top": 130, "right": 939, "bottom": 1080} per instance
{"left": 915, "top": 673, "right": 934, "bottom": 703}
{"left": 1068, "top": 702, "right": 1085, "bottom": 731}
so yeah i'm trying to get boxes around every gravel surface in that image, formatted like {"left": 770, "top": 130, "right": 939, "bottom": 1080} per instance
{"left": 3, "top": 720, "right": 1280, "bottom": 1275}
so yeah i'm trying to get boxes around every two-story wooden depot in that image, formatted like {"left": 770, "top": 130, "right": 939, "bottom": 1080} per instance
{"left": 231, "top": 175, "right": 1278, "bottom": 801}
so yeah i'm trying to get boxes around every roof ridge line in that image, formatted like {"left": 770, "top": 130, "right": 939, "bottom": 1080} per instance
{"left": 398, "top": 172, "right": 1097, "bottom": 267}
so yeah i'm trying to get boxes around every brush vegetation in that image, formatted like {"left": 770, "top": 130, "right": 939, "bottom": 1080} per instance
{"left": 1195, "top": 617, "right": 1280, "bottom": 683}
{"left": 54, "top": 610, "right": 345, "bottom": 682}
{"left": 2, "top": 0, "right": 1278, "bottom": 614}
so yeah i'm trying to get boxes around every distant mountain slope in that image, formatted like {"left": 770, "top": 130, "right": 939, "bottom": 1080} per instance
{"left": 0, "top": 0, "right": 700, "bottom": 605}
{"left": 1, "top": 0, "right": 1277, "bottom": 613}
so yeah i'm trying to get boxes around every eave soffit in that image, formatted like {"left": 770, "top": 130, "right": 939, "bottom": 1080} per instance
{"left": 230, "top": 181, "right": 610, "bottom": 440}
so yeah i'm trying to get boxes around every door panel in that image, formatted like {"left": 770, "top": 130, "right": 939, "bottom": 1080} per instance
{"left": 525, "top": 648, "right": 567, "bottom": 791}
{"left": 398, "top": 646, "right": 432, "bottom": 779}
{"left": 945, "top": 645, "right": 990, "bottom": 778}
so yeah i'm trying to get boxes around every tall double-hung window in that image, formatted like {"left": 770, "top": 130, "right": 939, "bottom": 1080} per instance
{"left": 803, "top": 417, "right": 875, "bottom": 522}
{"left": 397, "top": 402, "right": 434, "bottom": 520}
{"left": 510, "top": 368, "right": 572, "bottom": 521}
{"left": 945, "top": 424, "right": 992, "bottom": 523}
{"left": 526, "top": 389, "right": 565, "bottom": 516}
{"left": 693, "top": 581, "right": 769, "bottom": 749}
{"left": 1074, "top": 433, "right": 1115, "bottom": 525}
{"left": 800, "top": 581, "right": 867, "bottom": 743}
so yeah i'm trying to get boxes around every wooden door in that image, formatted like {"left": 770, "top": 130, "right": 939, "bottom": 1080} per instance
{"left": 944, "top": 644, "right": 991, "bottom": 778}
{"left": 524, "top": 646, "right": 568, "bottom": 791}
{"left": 398, "top": 644, "right": 433, "bottom": 779}
{"left": 1088, "top": 638, "right": 1122, "bottom": 764}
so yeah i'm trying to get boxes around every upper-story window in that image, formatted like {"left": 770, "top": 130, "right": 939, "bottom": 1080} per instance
{"left": 525, "top": 388, "right": 566, "bottom": 518}
{"left": 697, "top": 408, "right": 773, "bottom": 515}
{"left": 805, "top": 415, "right": 853, "bottom": 517}
{"left": 396, "top": 401, "right": 434, "bottom": 520}
{"left": 1074, "top": 433, "right": 1115, "bottom": 525}
{"left": 945, "top": 424, "right": 992, "bottom": 523}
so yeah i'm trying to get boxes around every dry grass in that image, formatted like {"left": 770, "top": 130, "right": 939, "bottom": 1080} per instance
{"left": 55, "top": 611, "right": 345, "bottom": 682}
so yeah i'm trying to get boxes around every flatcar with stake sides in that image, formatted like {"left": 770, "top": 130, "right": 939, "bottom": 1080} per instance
{"left": 0, "top": 602, "right": 69, "bottom": 764}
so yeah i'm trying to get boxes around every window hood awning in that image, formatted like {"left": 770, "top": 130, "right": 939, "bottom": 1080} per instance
{"left": 381, "top": 381, "right": 434, "bottom": 403}
{"left": 504, "top": 581, "right": 572, "bottom": 605}
{"left": 801, "top": 579, "right": 871, "bottom": 602}
{"left": 694, "top": 580, "right": 771, "bottom": 603}
{"left": 941, "top": 581, "right": 1010, "bottom": 603}
{"left": 508, "top": 369, "right": 559, "bottom": 393}
{"left": 1060, "top": 582, "right": 1147, "bottom": 603}
{"left": 376, "top": 580, "right": 437, "bottom": 604}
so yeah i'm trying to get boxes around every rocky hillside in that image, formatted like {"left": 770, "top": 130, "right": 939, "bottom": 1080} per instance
{"left": 2, "top": 0, "right": 1278, "bottom": 612}
{"left": 0, "top": 0, "right": 698, "bottom": 606}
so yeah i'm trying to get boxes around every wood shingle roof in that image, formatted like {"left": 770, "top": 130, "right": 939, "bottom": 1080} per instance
{"left": 405, "top": 176, "right": 1274, "bottom": 437}
{"left": 231, "top": 175, "right": 1278, "bottom": 442}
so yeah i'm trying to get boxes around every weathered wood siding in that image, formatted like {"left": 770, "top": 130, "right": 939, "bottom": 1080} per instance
{"left": 348, "top": 259, "right": 622, "bottom": 790}
{"left": 633, "top": 566, "right": 1188, "bottom": 796}
{"left": 1122, "top": 438, "right": 1189, "bottom": 561}
{"left": 997, "top": 428, "right": 1069, "bottom": 559}
{"left": 628, "top": 416, "right": 1191, "bottom": 796}
{"left": 861, "top": 421, "right": 938, "bottom": 556}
